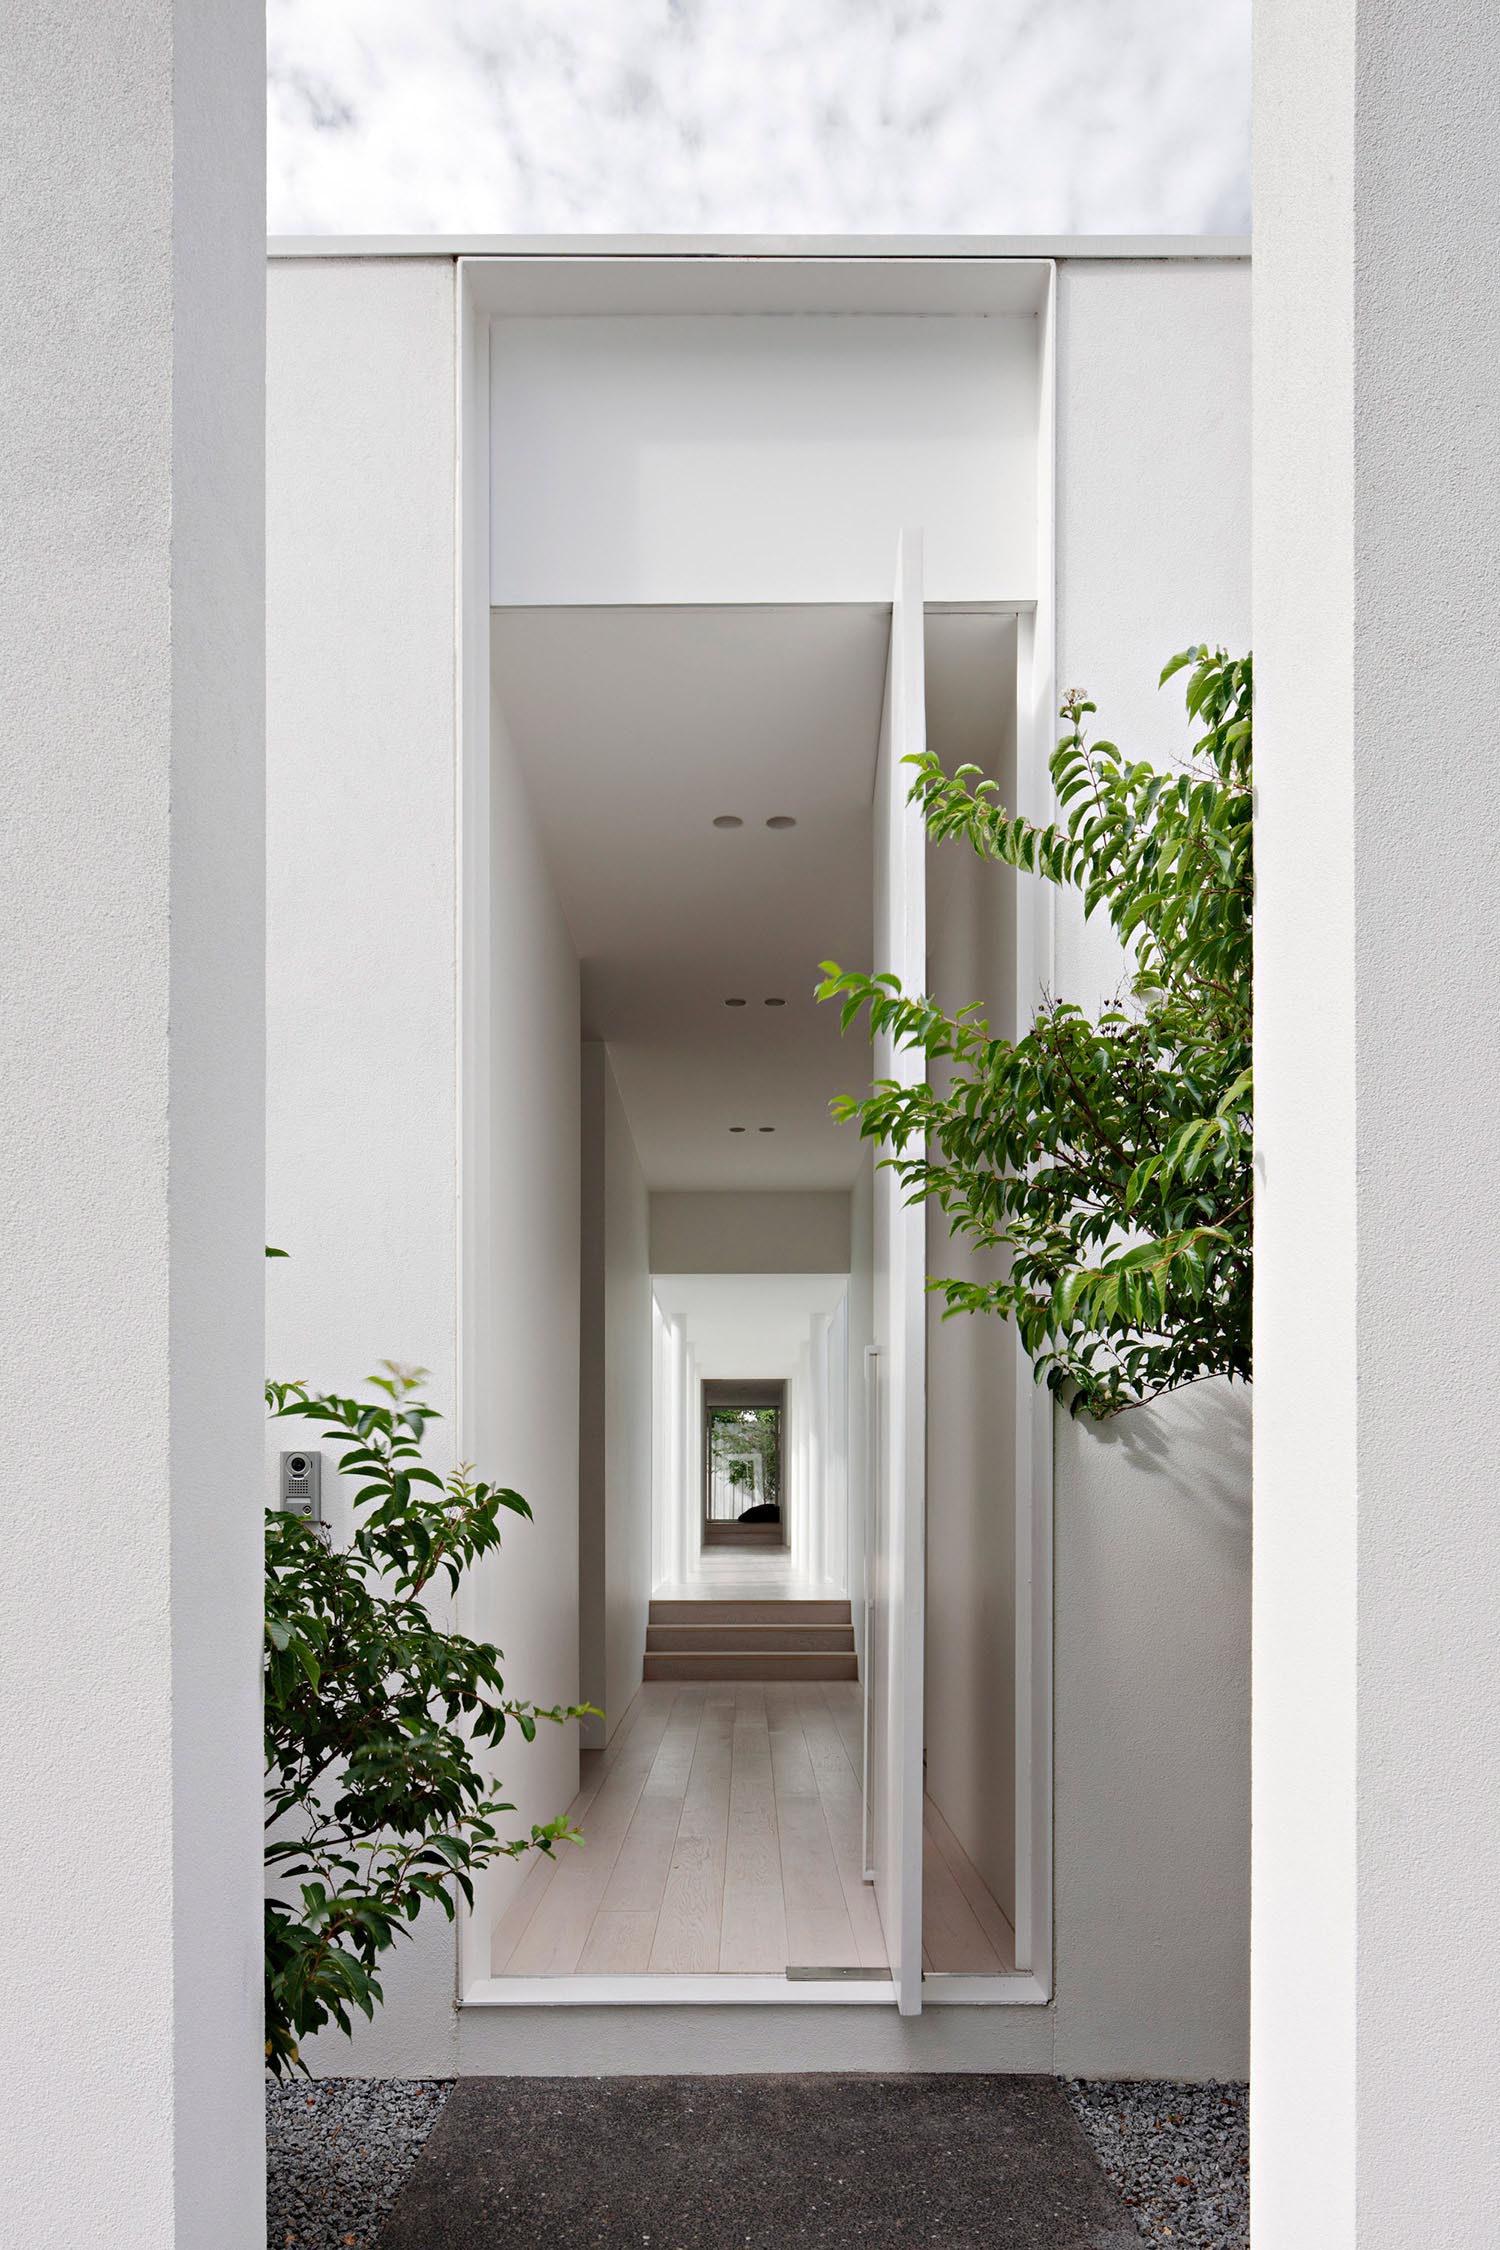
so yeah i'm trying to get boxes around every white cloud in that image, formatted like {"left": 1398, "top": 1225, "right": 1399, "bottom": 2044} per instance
{"left": 269, "top": 0, "right": 1249, "bottom": 237}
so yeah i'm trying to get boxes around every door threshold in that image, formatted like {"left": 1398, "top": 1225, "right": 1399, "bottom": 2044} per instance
{"left": 462, "top": 1969, "right": 1049, "bottom": 2009}
{"left": 462, "top": 1972, "right": 897, "bottom": 2009}
{"left": 784, "top": 1964, "right": 889, "bottom": 1981}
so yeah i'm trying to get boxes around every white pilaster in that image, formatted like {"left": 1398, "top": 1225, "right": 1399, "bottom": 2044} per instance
{"left": 1253, "top": 2, "right": 1500, "bottom": 2239}
{"left": 0, "top": 2, "right": 265, "bottom": 2241}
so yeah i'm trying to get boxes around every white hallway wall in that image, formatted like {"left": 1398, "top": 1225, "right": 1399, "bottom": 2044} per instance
{"left": 466, "top": 683, "right": 583, "bottom": 1950}
{"left": 5, "top": 3, "right": 266, "bottom": 2238}
{"left": 1051, "top": 259, "right": 1253, "bottom": 2078}
{"left": 650, "top": 1190, "right": 853, "bottom": 1275}
{"left": 580, "top": 1043, "right": 653, "bottom": 1746}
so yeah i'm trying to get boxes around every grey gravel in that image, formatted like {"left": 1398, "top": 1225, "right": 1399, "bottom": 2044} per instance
{"left": 266, "top": 2078, "right": 452, "bottom": 2250}
{"left": 1064, "top": 2081, "right": 1248, "bottom": 2249}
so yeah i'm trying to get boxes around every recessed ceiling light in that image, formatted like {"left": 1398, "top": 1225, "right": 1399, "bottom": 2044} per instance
{"left": 758, "top": 1125, "right": 776, "bottom": 1133}
{"left": 765, "top": 815, "right": 796, "bottom": 830}
{"left": 724, "top": 997, "right": 747, "bottom": 1007}
{"left": 712, "top": 814, "right": 743, "bottom": 829}
{"left": 729, "top": 1125, "right": 746, "bottom": 1133}
{"left": 764, "top": 997, "right": 786, "bottom": 1007}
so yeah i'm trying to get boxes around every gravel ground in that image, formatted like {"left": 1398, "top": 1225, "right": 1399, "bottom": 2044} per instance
{"left": 266, "top": 2078, "right": 452, "bottom": 2250}
{"left": 1064, "top": 2081, "right": 1248, "bottom": 2249}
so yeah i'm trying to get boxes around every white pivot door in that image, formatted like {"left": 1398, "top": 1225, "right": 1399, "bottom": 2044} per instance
{"left": 869, "top": 529, "right": 928, "bottom": 2015}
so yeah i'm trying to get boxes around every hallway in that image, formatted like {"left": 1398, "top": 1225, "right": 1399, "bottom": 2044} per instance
{"left": 492, "top": 1679, "right": 884, "bottom": 1975}
{"left": 491, "top": 1679, "right": 1017, "bottom": 1979}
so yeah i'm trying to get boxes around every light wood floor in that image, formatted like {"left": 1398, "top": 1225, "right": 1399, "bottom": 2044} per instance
{"left": 652, "top": 1551, "right": 845, "bottom": 1603}
{"left": 490, "top": 1679, "right": 1016, "bottom": 1978}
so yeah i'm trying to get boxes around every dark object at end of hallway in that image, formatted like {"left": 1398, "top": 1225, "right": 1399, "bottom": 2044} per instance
{"left": 738, "top": 1502, "right": 782, "bottom": 1523}
{"left": 375, "top": 2073, "right": 1141, "bottom": 2249}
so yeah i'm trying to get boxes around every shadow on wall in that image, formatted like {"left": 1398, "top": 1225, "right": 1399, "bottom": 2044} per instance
{"left": 1089, "top": 1380, "right": 1253, "bottom": 1543}
{"left": 1052, "top": 1375, "right": 1252, "bottom": 2082}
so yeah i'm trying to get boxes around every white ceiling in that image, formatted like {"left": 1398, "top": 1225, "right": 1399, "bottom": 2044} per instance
{"left": 493, "top": 603, "right": 884, "bottom": 1188}
{"left": 654, "top": 1272, "right": 850, "bottom": 1378}
{"left": 491, "top": 602, "right": 1016, "bottom": 1192}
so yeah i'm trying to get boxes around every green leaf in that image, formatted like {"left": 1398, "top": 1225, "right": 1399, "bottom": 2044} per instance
{"left": 816, "top": 642, "right": 1253, "bottom": 1418}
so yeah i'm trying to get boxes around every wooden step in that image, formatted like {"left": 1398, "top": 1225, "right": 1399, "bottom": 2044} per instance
{"left": 649, "top": 1598, "right": 851, "bottom": 1626}
{"left": 647, "top": 1622, "right": 854, "bottom": 1653}
{"left": 643, "top": 1649, "right": 859, "bottom": 1683}
{"left": 641, "top": 1595, "right": 858, "bottom": 1682}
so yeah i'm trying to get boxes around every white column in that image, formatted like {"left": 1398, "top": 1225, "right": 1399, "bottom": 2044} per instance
{"left": 651, "top": 1297, "right": 669, "bottom": 1586}
{"left": 790, "top": 1344, "right": 813, "bottom": 1580}
{"left": 2, "top": 0, "right": 265, "bottom": 2239}
{"left": 1253, "top": 3, "right": 1500, "bottom": 2241}
{"left": 667, "top": 1317, "right": 693, "bottom": 1583}
{"left": 684, "top": 1344, "right": 703, "bottom": 1571}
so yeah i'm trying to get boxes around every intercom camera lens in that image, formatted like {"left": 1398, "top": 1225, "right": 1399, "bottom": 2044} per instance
{"left": 289, "top": 1456, "right": 308, "bottom": 1476}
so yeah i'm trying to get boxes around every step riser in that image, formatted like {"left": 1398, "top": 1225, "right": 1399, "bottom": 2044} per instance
{"left": 649, "top": 1630, "right": 854, "bottom": 1654}
{"left": 644, "top": 1653, "right": 859, "bottom": 1683}
{"left": 649, "top": 1599, "right": 851, "bottom": 1626}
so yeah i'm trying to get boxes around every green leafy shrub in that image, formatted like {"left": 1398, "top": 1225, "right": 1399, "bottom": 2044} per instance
{"left": 819, "top": 645, "right": 1252, "bottom": 1418}
{"left": 264, "top": 1360, "right": 591, "bottom": 2073}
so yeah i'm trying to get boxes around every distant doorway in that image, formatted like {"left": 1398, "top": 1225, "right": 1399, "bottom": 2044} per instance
{"left": 703, "top": 1379, "right": 786, "bottom": 1549}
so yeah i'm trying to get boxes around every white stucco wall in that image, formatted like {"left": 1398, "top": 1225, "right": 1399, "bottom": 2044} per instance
{"left": 1254, "top": 4, "right": 1500, "bottom": 2240}
{"left": 3, "top": 5, "right": 265, "bottom": 2239}
{"left": 1051, "top": 259, "right": 1252, "bottom": 2079}
{"left": 266, "top": 255, "right": 465, "bottom": 2075}
{"left": 580, "top": 1043, "right": 654, "bottom": 1745}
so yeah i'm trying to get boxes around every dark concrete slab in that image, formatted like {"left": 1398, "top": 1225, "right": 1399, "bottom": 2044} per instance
{"left": 376, "top": 2074, "right": 1140, "bottom": 2250}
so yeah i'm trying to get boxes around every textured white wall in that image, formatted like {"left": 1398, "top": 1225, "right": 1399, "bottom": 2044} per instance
{"left": 580, "top": 1043, "right": 654, "bottom": 1745}
{"left": 1051, "top": 259, "right": 1252, "bottom": 2079}
{"left": 650, "top": 1191, "right": 852, "bottom": 1274}
{"left": 267, "top": 256, "right": 464, "bottom": 2075}
{"left": 2, "top": 4, "right": 265, "bottom": 2239}
{"left": 1254, "top": 3, "right": 1500, "bottom": 2240}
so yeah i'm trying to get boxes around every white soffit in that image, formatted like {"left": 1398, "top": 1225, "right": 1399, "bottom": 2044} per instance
{"left": 491, "top": 603, "right": 1016, "bottom": 1195}
{"left": 489, "top": 311, "right": 1039, "bottom": 606}
{"left": 653, "top": 1272, "right": 850, "bottom": 1376}
{"left": 493, "top": 603, "right": 881, "bottom": 1191}
{"left": 468, "top": 253, "right": 1051, "bottom": 316}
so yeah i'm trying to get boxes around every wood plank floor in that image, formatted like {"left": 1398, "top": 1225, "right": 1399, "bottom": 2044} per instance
{"left": 651, "top": 1552, "right": 846, "bottom": 1603}
{"left": 490, "top": 1679, "right": 1016, "bottom": 1978}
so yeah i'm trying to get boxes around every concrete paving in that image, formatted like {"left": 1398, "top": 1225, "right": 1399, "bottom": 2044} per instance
{"left": 376, "top": 2073, "right": 1141, "bottom": 2249}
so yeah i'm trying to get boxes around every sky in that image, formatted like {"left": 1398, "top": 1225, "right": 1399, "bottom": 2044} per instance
{"left": 268, "top": 0, "right": 1250, "bottom": 238}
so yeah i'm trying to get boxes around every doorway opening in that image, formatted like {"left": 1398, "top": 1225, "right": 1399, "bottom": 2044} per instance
{"left": 456, "top": 257, "right": 1053, "bottom": 2011}
{"left": 703, "top": 1380, "right": 785, "bottom": 1548}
